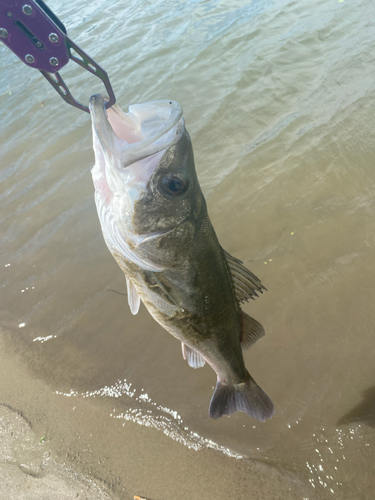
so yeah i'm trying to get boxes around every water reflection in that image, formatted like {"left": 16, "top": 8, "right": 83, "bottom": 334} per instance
{"left": 55, "top": 378, "right": 243, "bottom": 458}
{"left": 1, "top": 0, "right": 375, "bottom": 497}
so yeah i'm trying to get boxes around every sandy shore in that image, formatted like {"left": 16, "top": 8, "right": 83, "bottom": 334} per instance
{"left": 0, "top": 328, "right": 310, "bottom": 500}
{"left": 0, "top": 404, "right": 113, "bottom": 500}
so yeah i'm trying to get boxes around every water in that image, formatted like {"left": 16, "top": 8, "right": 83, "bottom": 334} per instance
{"left": 1, "top": 0, "right": 375, "bottom": 498}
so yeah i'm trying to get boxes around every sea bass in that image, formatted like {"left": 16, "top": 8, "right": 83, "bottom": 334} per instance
{"left": 89, "top": 94, "right": 274, "bottom": 421}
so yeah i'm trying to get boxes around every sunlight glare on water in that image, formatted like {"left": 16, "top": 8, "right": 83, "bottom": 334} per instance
{"left": 1, "top": 0, "right": 375, "bottom": 498}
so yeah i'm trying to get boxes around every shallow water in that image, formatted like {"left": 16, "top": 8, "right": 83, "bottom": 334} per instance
{"left": 1, "top": 0, "right": 375, "bottom": 498}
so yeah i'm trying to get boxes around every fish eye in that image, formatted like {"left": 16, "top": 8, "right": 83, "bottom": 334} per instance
{"left": 160, "top": 173, "right": 190, "bottom": 197}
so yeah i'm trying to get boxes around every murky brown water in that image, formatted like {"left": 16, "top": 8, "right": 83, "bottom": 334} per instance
{"left": 1, "top": 0, "right": 375, "bottom": 498}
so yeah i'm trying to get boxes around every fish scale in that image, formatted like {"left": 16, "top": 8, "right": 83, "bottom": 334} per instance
{"left": 89, "top": 93, "right": 274, "bottom": 421}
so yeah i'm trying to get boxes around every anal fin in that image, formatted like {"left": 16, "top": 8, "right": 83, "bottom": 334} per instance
{"left": 181, "top": 343, "right": 206, "bottom": 369}
{"left": 241, "top": 312, "right": 265, "bottom": 350}
{"left": 126, "top": 277, "right": 141, "bottom": 315}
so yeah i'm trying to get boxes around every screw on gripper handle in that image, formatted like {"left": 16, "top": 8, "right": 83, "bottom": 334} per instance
{"left": 0, "top": 0, "right": 116, "bottom": 113}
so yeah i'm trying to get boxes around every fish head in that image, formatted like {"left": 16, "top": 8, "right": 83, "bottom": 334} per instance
{"left": 90, "top": 94, "right": 205, "bottom": 271}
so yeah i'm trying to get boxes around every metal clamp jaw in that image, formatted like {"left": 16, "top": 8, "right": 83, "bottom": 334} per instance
{"left": 0, "top": 0, "right": 116, "bottom": 113}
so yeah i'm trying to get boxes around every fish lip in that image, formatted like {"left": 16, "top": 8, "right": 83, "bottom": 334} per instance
{"left": 89, "top": 94, "right": 185, "bottom": 169}
{"left": 89, "top": 93, "right": 115, "bottom": 156}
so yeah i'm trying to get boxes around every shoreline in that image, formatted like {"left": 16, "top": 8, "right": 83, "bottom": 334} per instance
{"left": 0, "top": 328, "right": 308, "bottom": 500}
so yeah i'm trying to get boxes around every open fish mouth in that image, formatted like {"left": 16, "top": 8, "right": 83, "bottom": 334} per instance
{"left": 89, "top": 94, "right": 185, "bottom": 170}
{"left": 89, "top": 95, "right": 187, "bottom": 272}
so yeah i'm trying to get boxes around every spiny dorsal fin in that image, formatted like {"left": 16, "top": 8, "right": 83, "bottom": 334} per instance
{"left": 181, "top": 343, "right": 206, "bottom": 369}
{"left": 223, "top": 249, "right": 266, "bottom": 303}
{"left": 241, "top": 311, "right": 265, "bottom": 350}
{"left": 126, "top": 277, "right": 141, "bottom": 315}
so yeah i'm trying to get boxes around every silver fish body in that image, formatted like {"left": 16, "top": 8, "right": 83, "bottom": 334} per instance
{"left": 89, "top": 94, "right": 274, "bottom": 421}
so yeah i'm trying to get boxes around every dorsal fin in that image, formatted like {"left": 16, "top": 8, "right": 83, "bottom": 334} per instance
{"left": 240, "top": 311, "right": 265, "bottom": 350}
{"left": 223, "top": 249, "right": 266, "bottom": 303}
{"left": 126, "top": 277, "right": 141, "bottom": 315}
{"left": 181, "top": 343, "right": 206, "bottom": 369}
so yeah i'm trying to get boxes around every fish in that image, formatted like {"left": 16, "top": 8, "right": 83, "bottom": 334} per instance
{"left": 89, "top": 94, "right": 274, "bottom": 421}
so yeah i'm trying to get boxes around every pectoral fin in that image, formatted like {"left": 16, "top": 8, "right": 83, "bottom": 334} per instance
{"left": 181, "top": 343, "right": 206, "bottom": 369}
{"left": 150, "top": 272, "right": 181, "bottom": 310}
{"left": 223, "top": 249, "right": 266, "bottom": 303}
{"left": 126, "top": 277, "right": 141, "bottom": 315}
{"left": 241, "top": 312, "right": 265, "bottom": 350}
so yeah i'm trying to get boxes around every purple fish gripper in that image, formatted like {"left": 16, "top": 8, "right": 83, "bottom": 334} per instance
{"left": 0, "top": 0, "right": 116, "bottom": 113}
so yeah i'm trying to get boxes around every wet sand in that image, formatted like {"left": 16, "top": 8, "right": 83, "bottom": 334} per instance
{"left": 0, "top": 330, "right": 308, "bottom": 499}
{"left": 1, "top": 0, "right": 375, "bottom": 498}
{"left": 0, "top": 403, "right": 112, "bottom": 500}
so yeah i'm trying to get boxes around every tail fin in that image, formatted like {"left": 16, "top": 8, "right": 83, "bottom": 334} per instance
{"left": 209, "top": 375, "right": 274, "bottom": 421}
